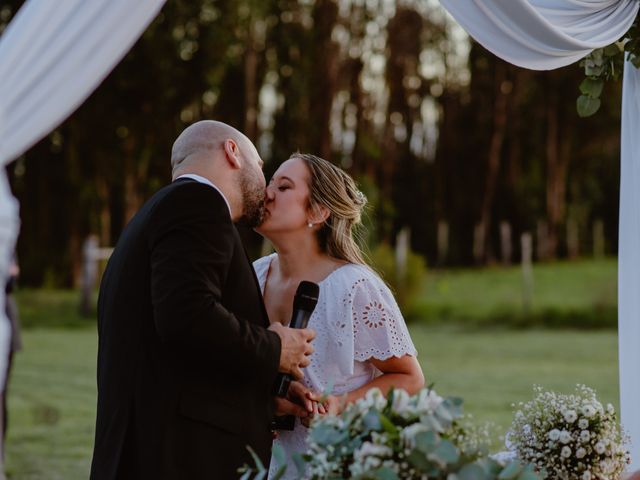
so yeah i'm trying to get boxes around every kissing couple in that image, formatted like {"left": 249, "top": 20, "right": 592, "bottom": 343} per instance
{"left": 90, "top": 120, "right": 424, "bottom": 479}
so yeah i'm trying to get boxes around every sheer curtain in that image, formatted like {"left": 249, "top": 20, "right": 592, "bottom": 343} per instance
{"left": 0, "top": 0, "right": 166, "bottom": 388}
{"left": 439, "top": 0, "right": 640, "bottom": 468}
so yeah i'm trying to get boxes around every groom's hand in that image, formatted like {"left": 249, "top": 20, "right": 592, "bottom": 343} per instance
{"left": 274, "top": 381, "right": 314, "bottom": 417}
{"left": 268, "top": 322, "right": 315, "bottom": 380}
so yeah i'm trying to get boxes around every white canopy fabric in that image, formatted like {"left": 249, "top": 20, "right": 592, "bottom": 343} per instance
{"left": 0, "top": 0, "right": 166, "bottom": 388}
{"left": 440, "top": 0, "right": 640, "bottom": 469}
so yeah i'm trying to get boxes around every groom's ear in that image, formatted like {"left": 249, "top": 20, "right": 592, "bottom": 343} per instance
{"left": 223, "top": 139, "right": 242, "bottom": 170}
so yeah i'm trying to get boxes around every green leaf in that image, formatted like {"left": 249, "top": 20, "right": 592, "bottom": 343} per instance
{"left": 363, "top": 410, "right": 383, "bottom": 431}
{"left": 603, "top": 43, "right": 622, "bottom": 57}
{"left": 270, "top": 465, "right": 287, "bottom": 480}
{"left": 369, "top": 467, "right": 400, "bottom": 480}
{"left": 407, "top": 448, "right": 432, "bottom": 470}
{"left": 457, "top": 463, "right": 487, "bottom": 480}
{"left": 498, "top": 461, "right": 523, "bottom": 480}
{"left": 292, "top": 452, "right": 307, "bottom": 476}
{"left": 579, "top": 78, "right": 604, "bottom": 98}
{"left": 272, "top": 443, "right": 286, "bottom": 466}
{"left": 517, "top": 471, "right": 541, "bottom": 480}
{"left": 238, "top": 471, "right": 252, "bottom": 480}
{"left": 310, "top": 424, "right": 347, "bottom": 446}
{"left": 428, "top": 439, "right": 460, "bottom": 466}
{"left": 577, "top": 95, "right": 601, "bottom": 117}
{"left": 415, "top": 431, "right": 439, "bottom": 454}
{"left": 246, "top": 445, "right": 265, "bottom": 471}
{"left": 379, "top": 413, "right": 398, "bottom": 437}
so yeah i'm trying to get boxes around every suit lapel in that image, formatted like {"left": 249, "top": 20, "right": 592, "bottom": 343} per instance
{"left": 233, "top": 226, "right": 271, "bottom": 328}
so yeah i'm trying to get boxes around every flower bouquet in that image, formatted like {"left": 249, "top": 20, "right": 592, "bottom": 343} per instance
{"left": 244, "top": 387, "right": 539, "bottom": 480}
{"left": 508, "top": 385, "right": 630, "bottom": 480}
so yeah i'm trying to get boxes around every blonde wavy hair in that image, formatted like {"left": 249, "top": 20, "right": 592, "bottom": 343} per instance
{"left": 291, "top": 153, "right": 368, "bottom": 265}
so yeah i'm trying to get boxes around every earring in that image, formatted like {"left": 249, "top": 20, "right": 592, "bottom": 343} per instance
{"left": 308, "top": 222, "right": 313, "bottom": 228}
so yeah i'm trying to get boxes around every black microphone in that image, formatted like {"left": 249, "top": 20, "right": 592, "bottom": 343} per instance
{"left": 274, "top": 280, "right": 320, "bottom": 398}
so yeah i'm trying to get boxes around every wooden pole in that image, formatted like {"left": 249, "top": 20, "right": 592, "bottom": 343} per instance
{"left": 521, "top": 232, "right": 533, "bottom": 314}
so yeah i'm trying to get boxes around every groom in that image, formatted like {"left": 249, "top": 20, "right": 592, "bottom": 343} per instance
{"left": 90, "top": 121, "right": 316, "bottom": 479}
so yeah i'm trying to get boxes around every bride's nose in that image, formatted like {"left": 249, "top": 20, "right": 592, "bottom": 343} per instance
{"left": 265, "top": 184, "right": 275, "bottom": 202}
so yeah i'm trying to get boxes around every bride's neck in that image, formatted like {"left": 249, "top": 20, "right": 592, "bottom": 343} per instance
{"left": 271, "top": 236, "right": 324, "bottom": 280}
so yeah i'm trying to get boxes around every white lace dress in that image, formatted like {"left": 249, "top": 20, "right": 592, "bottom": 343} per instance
{"left": 253, "top": 254, "right": 418, "bottom": 480}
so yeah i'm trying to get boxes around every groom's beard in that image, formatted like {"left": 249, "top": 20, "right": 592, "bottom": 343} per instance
{"left": 239, "top": 170, "right": 265, "bottom": 228}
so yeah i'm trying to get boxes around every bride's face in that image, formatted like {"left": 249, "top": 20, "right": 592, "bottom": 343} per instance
{"left": 256, "top": 157, "right": 312, "bottom": 236}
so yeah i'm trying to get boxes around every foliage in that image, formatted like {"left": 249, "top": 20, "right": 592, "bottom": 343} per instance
{"left": 241, "top": 388, "right": 540, "bottom": 480}
{"left": 577, "top": 12, "right": 640, "bottom": 117}
{"left": 509, "top": 385, "right": 629, "bottom": 480}
{"left": 367, "top": 244, "right": 427, "bottom": 322}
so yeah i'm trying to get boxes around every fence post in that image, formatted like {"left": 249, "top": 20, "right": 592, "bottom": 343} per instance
{"left": 437, "top": 220, "right": 449, "bottom": 266}
{"left": 80, "top": 235, "right": 99, "bottom": 317}
{"left": 80, "top": 236, "right": 114, "bottom": 317}
{"left": 521, "top": 232, "right": 533, "bottom": 315}
{"left": 500, "top": 221, "right": 512, "bottom": 265}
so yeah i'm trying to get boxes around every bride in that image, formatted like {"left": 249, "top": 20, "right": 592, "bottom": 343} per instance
{"left": 253, "top": 153, "right": 424, "bottom": 479}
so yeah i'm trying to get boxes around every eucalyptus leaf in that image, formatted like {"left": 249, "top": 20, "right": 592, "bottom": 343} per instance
{"left": 415, "top": 430, "right": 439, "bottom": 454}
{"left": 428, "top": 439, "right": 460, "bottom": 466}
{"left": 272, "top": 443, "right": 286, "bottom": 466}
{"left": 379, "top": 413, "right": 398, "bottom": 437}
{"left": 363, "top": 410, "right": 383, "bottom": 432}
{"left": 579, "top": 78, "right": 604, "bottom": 98}
{"left": 292, "top": 452, "right": 307, "bottom": 476}
{"left": 517, "top": 471, "right": 541, "bottom": 480}
{"left": 246, "top": 446, "right": 266, "bottom": 471}
{"left": 497, "top": 461, "right": 523, "bottom": 480}
{"left": 369, "top": 466, "right": 400, "bottom": 480}
{"left": 577, "top": 95, "right": 601, "bottom": 117}
{"left": 457, "top": 463, "right": 487, "bottom": 480}
{"left": 407, "top": 448, "right": 432, "bottom": 470}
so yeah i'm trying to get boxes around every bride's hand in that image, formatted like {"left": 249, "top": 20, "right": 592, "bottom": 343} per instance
{"left": 306, "top": 392, "right": 347, "bottom": 416}
{"left": 274, "top": 381, "right": 314, "bottom": 417}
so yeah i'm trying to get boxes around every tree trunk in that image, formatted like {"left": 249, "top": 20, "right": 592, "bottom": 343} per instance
{"left": 477, "top": 63, "right": 509, "bottom": 263}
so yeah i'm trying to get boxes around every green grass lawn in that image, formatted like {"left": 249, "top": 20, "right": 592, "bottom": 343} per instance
{"left": 413, "top": 258, "right": 617, "bottom": 328}
{"left": 3, "top": 260, "right": 621, "bottom": 478}
{"left": 4, "top": 326, "right": 618, "bottom": 479}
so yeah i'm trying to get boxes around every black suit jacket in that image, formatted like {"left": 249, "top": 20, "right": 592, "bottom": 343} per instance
{"left": 90, "top": 179, "right": 281, "bottom": 479}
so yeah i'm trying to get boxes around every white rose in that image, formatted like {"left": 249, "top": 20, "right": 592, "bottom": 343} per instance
{"left": 594, "top": 442, "right": 606, "bottom": 454}
{"left": 548, "top": 429, "right": 561, "bottom": 441}
{"left": 564, "top": 410, "right": 578, "bottom": 423}
{"left": 578, "top": 418, "right": 589, "bottom": 429}
{"left": 559, "top": 430, "right": 573, "bottom": 444}
{"left": 582, "top": 471, "right": 592, "bottom": 480}
{"left": 415, "top": 389, "right": 443, "bottom": 414}
{"left": 400, "top": 423, "right": 428, "bottom": 449}
{"left": 561, "top": 446, "right": 572, "bottom": 458}
{"left": 576, "top": 447, "right": 587, "bottom": 459}
{"left": 363, "top": 388, "right": 387, "bottom": 411}
{"left": 580, "top": 430, "right": 591, "bottom": 443}
{"left": 582, "top": 405, "right": 596, "bottom": 418}
{"left": 391, "top": 389, "right": 411, "bottom": 415}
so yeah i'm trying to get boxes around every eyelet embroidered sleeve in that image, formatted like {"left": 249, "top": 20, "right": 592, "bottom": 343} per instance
{"left": 347, "top": 269, "right": 417, "bottom": 362}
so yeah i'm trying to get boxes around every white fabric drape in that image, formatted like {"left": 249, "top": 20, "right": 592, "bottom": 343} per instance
{"left": 0, "top": 0, "right": 166, "bottom": 388}
{"left": 619, "top": 58, "right": 640, "bottom": 471}
{"left": 439, "top": 0, "right": 640, "bottom": 469}
{"left": 440, "top": 0, "right": 638, "bottom": 71}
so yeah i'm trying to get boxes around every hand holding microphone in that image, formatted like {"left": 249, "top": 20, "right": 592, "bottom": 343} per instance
{"left": 268, "top": 281, "right": 319, "bottom": 390}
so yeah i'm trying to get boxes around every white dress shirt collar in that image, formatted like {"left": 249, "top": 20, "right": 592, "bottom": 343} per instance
{"left": 175, "top": 174, "right": 232, "bottom": 217}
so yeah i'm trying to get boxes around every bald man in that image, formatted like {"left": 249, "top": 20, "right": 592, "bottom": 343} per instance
{"left": 90, "top": 121, "right": 316, "bottom": 479}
